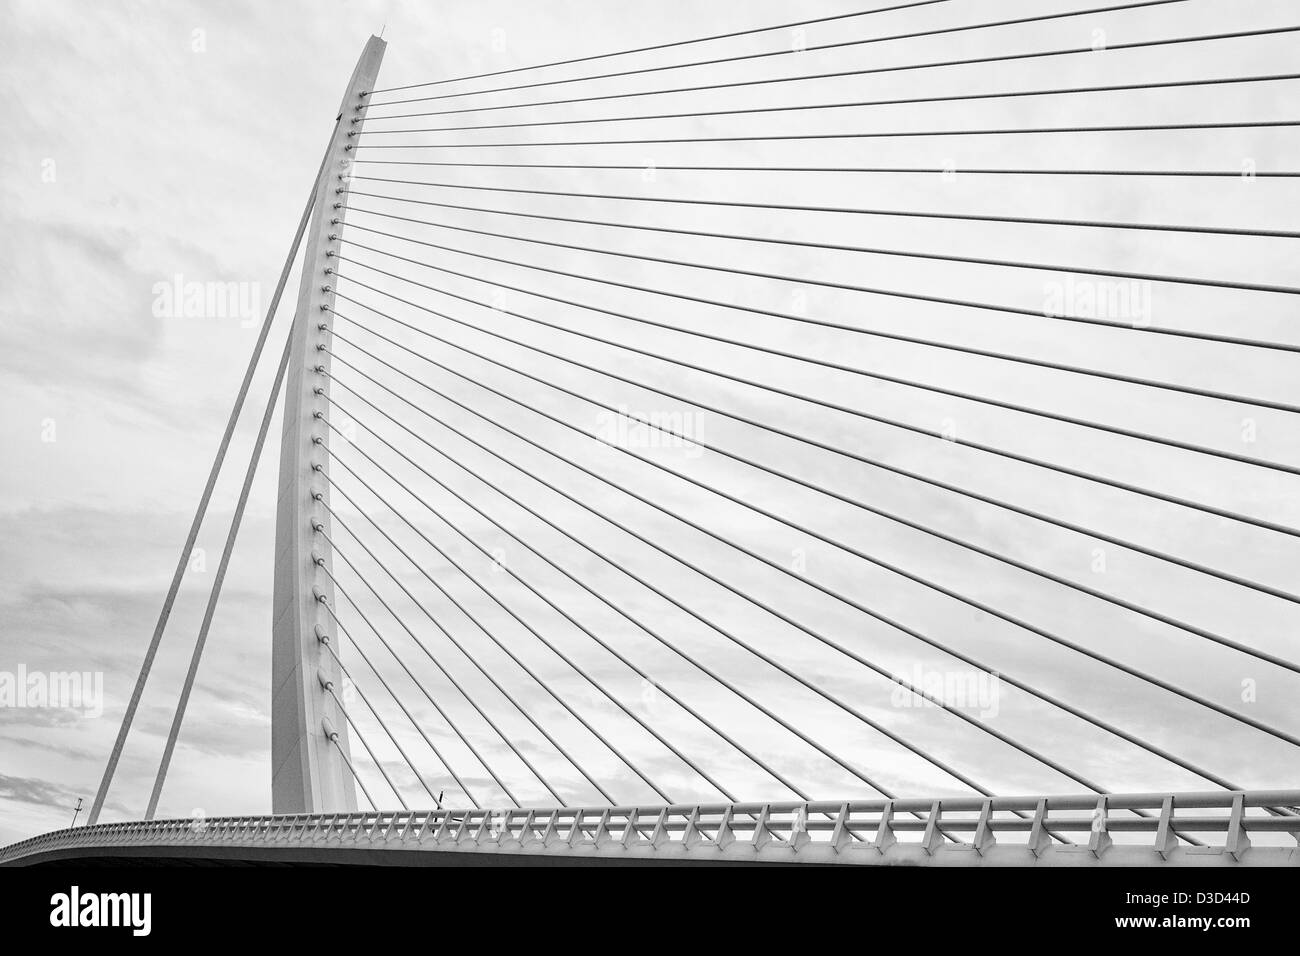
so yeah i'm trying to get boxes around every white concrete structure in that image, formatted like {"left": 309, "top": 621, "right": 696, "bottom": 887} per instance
{"left": 271, "top": 35, "right": 386, "bottom": 815}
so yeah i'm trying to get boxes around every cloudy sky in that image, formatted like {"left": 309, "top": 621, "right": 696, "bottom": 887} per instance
{"left": 2, "top": 0, "right": 1298, "bottom": 845}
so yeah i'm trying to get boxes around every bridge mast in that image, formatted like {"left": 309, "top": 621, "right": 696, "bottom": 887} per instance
{"left": 271, "top": 35, "right": 386, "bottom": 814}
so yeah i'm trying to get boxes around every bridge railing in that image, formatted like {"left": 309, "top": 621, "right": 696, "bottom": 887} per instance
{"left": 5, "top": 790, "right": 1299, "bottom": 866}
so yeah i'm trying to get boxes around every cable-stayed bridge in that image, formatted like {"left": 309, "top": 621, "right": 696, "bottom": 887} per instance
{"left": 5, "top": 0, "right": 1300, "bottom": 866}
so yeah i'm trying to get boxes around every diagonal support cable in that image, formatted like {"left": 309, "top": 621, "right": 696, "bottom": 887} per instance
{"left": 364, "top": 24, "right": 1300, "bottom": 110}
{"left": 319, "top": 439, "right": 726, "bottom": 803}
{"left": 316, "top": 323, "right": 1300, "bottom": 749}
{"left": 343, "top": 207, "right": 1300, "bottom": 362}
{"left": 326, "top": 273, "right": 1300, "bottom": 605}
{"left": 87, "top": 118, "right": 341, "bottom": 826}
{"left": 316, "top": 359, "right": 1266, "bottom": 802}
{"left": 321, "top": 676, "right": 408, "bottom": 809}
{"left": 324, "top": 421, "right": 912, "bottom": 798}
{"left": 324, "top": 310, "right": 1300, "bottom": 675}
{"left": 318, "top": 634, "right": 444, "bottom": 809}
{"left": 315, "top": 548, "right": 565, "bottom": 806}
{"left": 314, "top": 560, "right": 528, "bottom": 808}
{"left": 315, "top": 353, "right": 1255, "bottom": 840}
{"left": 364, "top": 0, "right": 955, "bottom": 95}
{"left": 145, "top": 309, "right": 298, "bottom": 820}
{"left": 366, "top": 71, "right": 1300, "bottom": 126}
{"left": 337, "top": 224, "right": 1300, "bottom": 491}
{"left": 315, "top": 598, "right": 482, "bottom": 808}
{"left": 325, "top": 389, "right": 1146, "bottom": 805}
{"left": 347, "top": 178, "right": 1300, "bottom": 300}
{"left": 355, "top": 118, "right": 1300, "bottom": 148}
{"left": 353, "top": 159, "right": 1300, "bottom": 178}
{"left": 314, "top": 517, "right": 613, "bottom": 806}
{"left": 365, "top": 1, "right": 1199, "bottom": 104}
{"left": 327, "top": 248, "right": 1300, "bottom": 539}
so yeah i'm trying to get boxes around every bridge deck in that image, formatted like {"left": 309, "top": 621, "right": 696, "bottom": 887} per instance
{"left": 6, "top": 791, "right": 1298, "bottom": 867}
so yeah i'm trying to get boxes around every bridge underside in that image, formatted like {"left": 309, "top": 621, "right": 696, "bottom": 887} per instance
{"left": 8, "top": 841, "right": 1297, "bottom": 868}
{"left": 9, "top": 844, "right": 775, "bottom": 867}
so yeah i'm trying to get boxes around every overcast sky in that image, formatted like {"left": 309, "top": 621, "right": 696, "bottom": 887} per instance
{"left": 2, "top": 0, "right": 1298, "bottom": 845}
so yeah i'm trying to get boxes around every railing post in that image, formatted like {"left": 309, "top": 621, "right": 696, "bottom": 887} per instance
{"left": 1225, "top": 792, "right": 1251, "bottom": 861}
{"left": 1028, "top": 798, "right": 1052, "bottom": 858}
{"left": 920, "top": 801, "right": 945, "bottom": 855}
{"left": 973, "top": 799, "right": 996, "bottom": 856}
{"left": 1089, "top": 795, "right": 1113, "bottom": 858}
{"left": 1154, "top": 795, "right": 1179, "bottom": 859}
{"left": 540, "top": 811, "right": 562, "bottom": 848}
{"left": 873, "top": 801, "right": 897, "bottom": 855}
{"left": 270, "top": 34, "right": 386, "bottom": 815}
